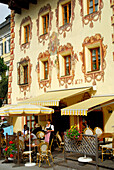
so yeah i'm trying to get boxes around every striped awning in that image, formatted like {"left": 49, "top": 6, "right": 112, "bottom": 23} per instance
{"left": 19, "top": 87, "right": 91, "bottom": 106}
{"left": 61, "top": 96, "right": 114, "bottom": 116}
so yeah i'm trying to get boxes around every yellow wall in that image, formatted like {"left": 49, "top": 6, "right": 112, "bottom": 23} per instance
{"left": 9, "top": 0, "right": 114, "bottom": 132}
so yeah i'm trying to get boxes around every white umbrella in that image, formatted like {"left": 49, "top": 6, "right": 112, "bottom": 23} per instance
{"left": 4, "top": 104, "right": 54, "bottom": 116}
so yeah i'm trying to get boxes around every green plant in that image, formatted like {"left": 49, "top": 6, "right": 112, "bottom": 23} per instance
{"left": 66, "top": 125, "right": 81, "bottom": 139}
{"left": 3, "top": 141, "right": 17, "bottom": 158}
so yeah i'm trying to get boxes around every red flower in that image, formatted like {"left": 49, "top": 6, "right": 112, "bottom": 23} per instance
{"left": 9, "top": 141, "right": 13, "bottom": 144}
{"left": 10, "top": 154, "right": 13, "bottom": 158}
{"left": 74, "top": 136, "right": 75, "bottom": 138}
{"left": 5, "top": 147, "right": 8, "bottom": 151}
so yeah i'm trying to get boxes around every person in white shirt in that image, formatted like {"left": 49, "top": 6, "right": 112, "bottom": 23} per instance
{"left": 44, "top": 119, "right": 54, "bottom": 144}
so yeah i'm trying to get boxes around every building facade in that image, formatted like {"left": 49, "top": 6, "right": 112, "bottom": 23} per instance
{"left": 1, "top": 0, "right": 114, "bottom": 133}
{"left": 0, "top": 15, "right": 11, "bottom": 76}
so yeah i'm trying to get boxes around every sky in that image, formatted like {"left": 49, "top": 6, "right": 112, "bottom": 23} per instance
{"left": 0, "top": 3, "right": 11, "bottom": 24}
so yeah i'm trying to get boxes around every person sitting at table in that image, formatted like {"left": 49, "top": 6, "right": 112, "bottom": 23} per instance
{"left": 44, "top": 119, "right": 54, "bottom": 144}
{"left": 22, "top": 124, "right": 28, "bottom": 137}
{"left": 32, "top": 123, "right": 42, "bottom": 135}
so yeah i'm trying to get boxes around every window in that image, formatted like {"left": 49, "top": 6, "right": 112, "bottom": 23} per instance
{"left": 42, "top": 13, "right": 49, "bottom": 34}
{"left": 44, "top": 61, "right": 48, "bottom": 79}
{"left": 91, "top": 47, "right": 100, "bottom": 71}
{"left": 64, "top": 55, "right": 71, "bottom": 76}
{"left": 8, "top": 39, "right": 10, "bottom": 52}
{"left": 24, "top": 24, "right": 30, "bottom": 43}
{"left": 62, "top": 2, "right": 71, "bottom": 25}
{"left": 17, "top": 61, "right": 29, "bottom": 85}
{"left": 0, "top": 43, "right": 3, "bottom": 56}
{"left": 23, "top": 65, "right": 28, "bottom": 84}
{"left": 26, "top": 116, "right": 35, "bottom": 130}
{"left": 4, "top": 41, "right": 6, "bottom": 54}
{"left": 87, "top": 0, "right": 98, "bottom": 14}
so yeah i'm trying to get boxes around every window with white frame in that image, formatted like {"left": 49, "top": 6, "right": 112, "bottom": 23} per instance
{"left": 4, "top": 38, "right": 10, "bottom": 54}
{"left": 0, "top": 43, "right": 3, "bottom": 56}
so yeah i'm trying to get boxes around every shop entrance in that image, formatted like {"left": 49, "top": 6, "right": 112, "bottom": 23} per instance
{"left": 87, "top": 110, "right": 103, "bottom": 130}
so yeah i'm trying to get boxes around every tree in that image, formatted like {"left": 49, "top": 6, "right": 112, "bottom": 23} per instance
{"left": 0, "top": 57, "right": 8, "bottom": 107}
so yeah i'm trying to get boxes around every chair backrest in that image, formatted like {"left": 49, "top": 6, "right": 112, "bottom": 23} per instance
{"left": 19, "top": 139, "right": 24, "bottom": 151}
{"left": 39, "top": 142, "right": 49, "bottom": 154}
{"left": 36, "top": 131, "right": 45, "bottom": 139}
{"left": 84, "top": 127, "right": 93, "bottom": 135}
{"left": 94, "top": 127, "right": 103, "bottom": 136}
{"left": 56, "top": 131, "right": 62, "bottom": 143}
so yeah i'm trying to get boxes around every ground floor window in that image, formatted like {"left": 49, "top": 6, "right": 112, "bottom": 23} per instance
{"left": 26, "top": 116, "right": 36, "bottom": 130}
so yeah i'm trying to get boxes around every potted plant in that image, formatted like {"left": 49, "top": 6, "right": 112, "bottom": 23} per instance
{"left": 66, "top": 125, "right": 82, "bottom": 140}
{"left": 3, "top": 141, "right": 17, "bottom": 161}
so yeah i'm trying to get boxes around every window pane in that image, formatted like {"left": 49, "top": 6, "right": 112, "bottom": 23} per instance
{"left": 92, "top": 49, "right": 96, "bottom": 56}
{"left": 95, "top": 0, "right": 98, "bottom": 4}
{"left": 89, "top": 7, "right": 93, "bottom": 14}
{"left": 90, "top": 0, "right": 93, "bottom": 7}
{"left": 69, "top": 3, "right": 71, "bottom": 23}
{"left": 32, "top": 121, "right": 34, "bottom": 128}
{"left": 27, "top": 121, "right": 30, "bottom": 128}
{"left": 95, "top": 5, "right": 98, "bottom": 12}
{"left": 27, "top": 116, "right": 30, "bottom": 120}
{"left": 64, "top": 6, "right": 67, "bottom": 24}
{"left": 24, "top": 65, "right": 28, "bottom": 84}
{"left": 32, "top": 116, "right": 34, "bottom": 120}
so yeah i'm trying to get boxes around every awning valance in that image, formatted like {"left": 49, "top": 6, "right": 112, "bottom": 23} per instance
{"left": 19, "top": 87, "right": 91, "bottom": 106}
{"left": 61, "top": 96, "right": 114, "bottom": 116}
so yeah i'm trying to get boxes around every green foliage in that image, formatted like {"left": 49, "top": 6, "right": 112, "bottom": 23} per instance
{"left": 3, "top": 141, "right": 17, "bottom": 158}
{"left": 66, "top": 125, "right": 81, "bottom": 139}
{"left": 0, "top": 57, "right": 8, "bottom": 106}
{"left": 0, "top": 57, "right": 7, "bottom": 75}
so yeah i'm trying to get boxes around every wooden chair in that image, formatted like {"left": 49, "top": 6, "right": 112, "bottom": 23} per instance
{"left": 36, "top": 131, "right": 45, "bottom": 141}
{"left": 36, "top": 142, "right": 50, "bottom": 167}
{"left": 48, "top": 138, "right": 54, "bottom": 162}
{"left": 83, "top": 127, "right": 93, "bottom": 135}
{"left": 98, "top": 133, "right": 114, "bottom": 161}
{"left": 56, "top": 131, "right": 64, "bottom": 151}
{"left": 94, "top": 127, "right": 103, "bottom": 137}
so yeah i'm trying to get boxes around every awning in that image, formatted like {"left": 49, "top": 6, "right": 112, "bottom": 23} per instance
{"left": 19, "top": 87, "right": 91, "bottom": 106}
{"left": 61, "top": 96, "right": 114, "bottom": 116}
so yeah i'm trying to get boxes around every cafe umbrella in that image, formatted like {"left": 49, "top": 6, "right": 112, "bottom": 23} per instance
{"left": 0, "top": 104, "right": 54, "bottom": 167}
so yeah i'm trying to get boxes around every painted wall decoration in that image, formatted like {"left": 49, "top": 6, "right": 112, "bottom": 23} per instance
{"left": 17, "top": 56, "right": 32, "bottom": 95}
{"left": 48, "top": 32, "right": 59, "bottom": 55}
{"left": 55, "top": 0, "right": 75, "bottom": 38}
{"left": 78, "top": 0, "right": 104, "bottom": 28}
{"left": 110, "top": 1, "right": 114, "bottom": 60}
{"left": 80, "top": 34, "right": 107, "bottom": 86}
{"left": 57, "top": 43, "right": 78, "bottom": 88}
{"left": 36, "top": 4, "right": 53, "bottom": 45}
{"left": 37, "top": 50, "right": 52, "bottom": 91}
{"left": 8, "top": 10, "right": 15, "bottom": 104}
{"left": 19, "top": 16, "right": 33, "bottom": 51}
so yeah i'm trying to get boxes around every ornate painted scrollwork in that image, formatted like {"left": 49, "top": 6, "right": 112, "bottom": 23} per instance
{"left": 80, "top": 34, "right": 107, "bottom": 85}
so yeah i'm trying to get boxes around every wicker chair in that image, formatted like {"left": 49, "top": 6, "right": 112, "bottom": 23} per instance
{"left": 94, "top": 127, "right": 103, "bottom": 137}
{"left": 36, "top": 142, "right": 50, "bottom": 167}
{"left": 83, "top": 127, "right": 93, "bottom": 135}
{"left": 56, "top": 131, "right": 64, "bottom": 151}
{"left": 36, "top": 131, "right": 45, "bottom": 141}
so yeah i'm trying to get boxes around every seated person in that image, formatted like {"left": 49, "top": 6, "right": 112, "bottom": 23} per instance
{"left": 22, "top": 124, "right": 28, "bottom": 137}
{"left": 32, "top": 123, "right": 42, "bottom": 135}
